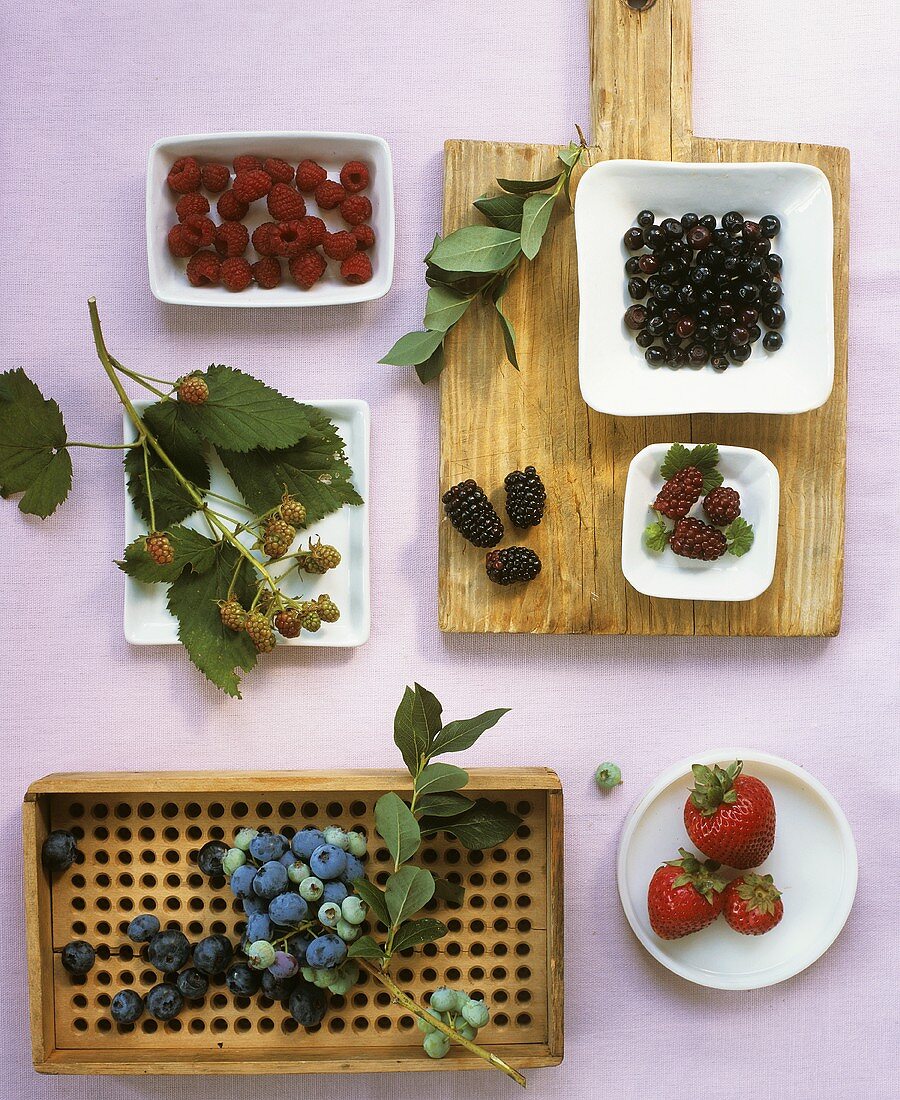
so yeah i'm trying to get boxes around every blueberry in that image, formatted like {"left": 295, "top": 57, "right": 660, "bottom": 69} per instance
{"left": 279, "top": 851, "right": 297, "bottom": 868}
{"left": 253, "top": 860, "right": 289, "bottom": 900}
{"left": 288, "top": 982, "right": 326, "bottom": 1027}
{"left": 110, "top": 989, "right": 144, "bottom": 1024}
{"left": 241, "top": 895, "right": 267, "bottom": 917}
{"left": 147, "top": 930, "right": 191, "bottom": 974}
{"left": 250, "top": 833, "right": 287, "bottom": 863}
{"left": 461, "top": 998, "right": 490, "bottom": 1028}
{"left": 286, "top": 934, "right": 313, "bottom": 965}
{"left": 763, "top": 331, "right": 783, "bottom": 351}
{"left": 268, "top": 892, "right": 308, "bottom": 927}
{"left": 247, "top": 940, "right": 276, "bottom": 970}
{"left": 322, "top": 881, "right": 348, "bottom": 905}
{"left": 340, "top": 854, "right": 366, "bottom": 884}
{"left": 245, "top": 912, "right": 272, "bottom": 943}
{"left": 261, "top": 968, "right": 299, "bottom": 1001}
{"left": 221, "top": 848, "right": 246, "bottom": 876}
{"left": 229, "top": 864, "right": 256, "bottom": 900}
{"left": 126, "top": 914, "right": 160, "bottom": 943}
{"left": 317, "top": 902, "right": 342, "bottom": 928}
{"left": 197, "top": 840, "right": 228, "bottom": 877}
{"left": 298, "top": 876, "right": 324, "bottom": 903}
{"left": 417, "top": 1008, "right": 442, "bottom": 1034}
{"left": 429, "top": 987, "right": 457, "bottom": 1013}
{"left": 146, "top": 983, "right": 184, "bottom": 1021}
{"left": 336, "top": 919, "right": 360, "bottom": 943}
{"left": 61, "top": 941, "right": 95, "bottom": 976}
{"left": 287, "top": 860, "right": 311, "bottom": 885}
{"left": 268, "top": 951, "right": 299, "bottom": 980}
{"left": 225, "top": 962, "right": 261, "bottom": 996}
{"left": 306, "top": 933, "right": 347, "bottom": 969}
{"left": 759, "top": 214, "right": 781, "bottom": 238}
{"left": 341, "top": 896, "right": 368, "bottom": 926}
{"left": 41, "top": 830, "right": 77, "bottom": 871}
{"left": 233, "top": 827, "right": 258, "bottom": 852}
{"left": 424, "top": 1031, "right": 451, "bottom": 1059}
{"left": 310, "top": 844, "right": 347, "bottom": 881}
{"left": 176, "top": 967, "right": 209, "bottom": 1000}
{"left": 290, "top": 828, "right": 325, "bottom": 861}
{"left": 192, "top": 934, "right": 233, "bottom": 976}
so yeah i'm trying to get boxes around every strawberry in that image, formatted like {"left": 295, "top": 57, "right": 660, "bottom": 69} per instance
{"left": 722, "top": 873, "right": 784, "bottom": 936}
{"left": 647, "top": 849, "right": 726, "bottom": 940}
{"left": 683, "top": 760, "right": 776, "bottom": 870}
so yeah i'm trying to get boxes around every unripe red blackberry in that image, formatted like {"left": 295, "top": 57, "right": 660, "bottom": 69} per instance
{"left": 653, "top": 466, "right": 704, "bottom": 519}
{"left": 274, "top": 608, "right": 302, "bottom": 638}
{"left": 703, "top": 486, "right": 741, "bottom": 526}
{"left": 245, "top": 611, "right": 276, "bottom": 652}
{"left": 504, "top": 466, "right": 546, "bottom": 528}
{"left": 485, "top": 546, "right": 542, "bottom": 585}
{"left": 442, "top": 480, "right": 504, "bottom": 547}
{"left": 177, "top": 374, "right": 209, "bottom": 405}
{"left": 145, "top": 531, "right": 174, "bottom": 565}
{"left": 670, "top": 517, "right": 727, "bottom": 560}
{"left": 219, "top": 599, "right": 247, "bottom": 632}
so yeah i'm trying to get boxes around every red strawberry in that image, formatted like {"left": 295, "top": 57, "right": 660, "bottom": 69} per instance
{"left": 647, "top": 849, "right": 726, "bottom": 940}
{"left": 723, "top": 873, "right": 784, "bottom": 936}
{"left": 684, "top": 760, "right": 776, "bottom": 870}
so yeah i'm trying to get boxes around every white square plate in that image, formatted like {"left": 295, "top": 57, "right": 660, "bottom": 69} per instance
{"left": 575, "top": 159, "right": 834, "bottom": 415}
{"left": 147, "top": 131, "right": 394, "bottom": 307}
{"left": 123, "top": 399, "right": 370, "bottom": 646}
{"left": 621, "top": 443, "right": 779, "bottom": 602}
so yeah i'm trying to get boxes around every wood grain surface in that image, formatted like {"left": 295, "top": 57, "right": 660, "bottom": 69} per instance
{"left": 438, "top": 0, "right": 848, "bottom": 636}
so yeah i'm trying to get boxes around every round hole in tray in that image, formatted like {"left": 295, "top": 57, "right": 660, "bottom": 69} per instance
{"left": 374, "top": 991, "right": 390, "bottom": 1008}
{"left": 301, "top": 801, "right": 317, "bottom": 819}
{"left": 515, "top": 801, "right": 532, "bottom": 816}
{"left": 279, "top": 800, "right": 296, "bottom": 818}
{"left": 165, "top": 873, "right": 180, "bottom": 889}
{"left": 210, "top": 1017, "right": 227, "bottom": 1033}
{"left": 69, "top": 802, "right": 84, "bottom": 818}
{"left": 516, "top": 870, "right": 532, "bottom": 886}
{"left": 94, "top": 826, "right": 109, "bottom": 841}
{"left": 470, "top": 895, "right": 485, "bottom": 910}
{"left": 516, "top": 989, "right": 532, "bottom": 1004}
{"left": 352, "top": 992, "right": 368, "bottom": 1008}
{"left": 73, "top": 1017, "right": 88, "bottom": 1032}
{"left": 329, "top": 1017, "right": 346, "bottom": 1033}
{"left": 353, "top": 1017, "right": 369, "bottom": 1032}
{"left": 281, "top": 1018, "right": 298, "bottom": 1034}
{"left": 467, "top": 851, "right": 484, "bottom": 866}
{"left": 444, "top": 849, "right": 460, "bottom": 865}
{"left": 494, "top": 989, "right": 508, "bottom": 1004}
{"left": 141, "top": 1019, "right": 157, "bottom": 1034}
{"left": 422, "top": 967, "right": 437, "bottom": 983}
{"left": 161, "top": 802, "right": 178, "bottom": 819}
{"left": 515, "top": 943, "right": 531, "bottom": 958}
{"left": 72, "top": 994, "right": 87, "bottom": 1008}
{"left": 96, "top": 898, "right": 111, "bottom": 913}
{"left": 491, "top": 966, "right": 507, "bottom": 980}
{"left": 97, "top": 1018, "right": 112, "bottom": 1033}
{"left": 164, "top": 849, "right": 179, "bottom": 864}
{"left": 139, "top": 827, "right": 155, "bottom": 842}
{"left": 120, "top": 945, "right": 134, "bottom": 961}
{"left": 516, "top": 1012, "right": 532, "bottom": 1027}
{"left": 494, "top": 917, "right": 509, "bottom": 932}
{"left": 116, "top": 827, "right": 132, "bottom": 842}
{"left": 72, "top": 921, "right": 86, "bottom": 935}
{"left": 470, "top": 943, "right": 485, "bottom": 958}
{"left": 114, "top": 803, "right": 132, "bottom": 820}
{"left": 470, "top": 872, "right": 485, "bottom": 887}
{"left": 491, "top": 849, "right": 508, "bottom": 863}
{"left": 91, "top": 803, "right": 109, "bottom": 820}
{"left": 187, "top": 873, "right": 202, "bottom": 888}
{"left": 515, "top": 848, "right": 530, "bottom": 862}
{"left": 445, "top": 942, "right": 460, "bottom": 958}
{"left": 184, "top": 802, "right": 201, "bottom": 819}
{"left": 232, "top": 801, "right": 248, "bottom": 819}
{"left": 445, "top": 967, "right": 461, "bottom": 982}
{"left": 140, "top": 850, "right": 156, "bottom": 864}
{"left": 235, "top": 1017, "right": 251, "bottom": 1033}
{"left": 209, "top": 803, "right": 225, "bottom": 820}
{"left": 516, "top": 918, "right": 532, "bottom": 934}
{"left": 71, "top": 826, "right": 85, "bottom": 842}
{"left": 137, "top": 803, "right": 154, "bottom": 820}
{"left": 420, "top": 848, "right": 438, "bottom": 865}
{"left": 163, "top": 827, "right": 179, "bottom": 842}
{"left": 516, "top": 825, "right": 531, "bottom": 840}
{"left": 255, "top": 801, "right": 272, "bottom": 818}
{"left": 72, "top": 897, "right": 86, "bottom": 912}
{"left": 494, "top": 1012, "right": 509, "bottom": 1028}
{"left": 96, "top": 921, "right": 111, "bottom": 936}
{"left": 493, "top": 944, "right": 508, "bottom": 958}
{"left": 350, "top": 800, "right": 366, "bottom": 817}
{"left": 326, "top": 800, "right": 342, "bottom": 817}
{"left": 164, "top": 898, "right": 180, "bottom": 912}
{"left": 186, "top": 826, "right": 202, "bottom": 841}
{"left": 96, "top": 850, "right": 110, "bottom": 865}
{"left": 189, "top": 1018, "right": 205, "bottom": 1033}
{"left": 258, "top": 1018, "right": 274, "bottom": 1033}
{"left": 210, "top": 920, "right": 227, "bottom": 935}
{"left": 95, "top": 872, "right": 111, "bottom": 887}
{"left": 446, "top": 919, "right": 462, "bottom": 933}
{"left": 492, "top": 872, "right": 508, "bottom": 886}
{"left": 515, "top": 894, "right": 531, "bottom": 910}
{"left": 422, "top": 942, "right": 438, "bottom": 958}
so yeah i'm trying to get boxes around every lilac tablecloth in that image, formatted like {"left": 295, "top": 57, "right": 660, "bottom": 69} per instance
{"left": 2, "top": 1, "right": 898, "bottom": 1097}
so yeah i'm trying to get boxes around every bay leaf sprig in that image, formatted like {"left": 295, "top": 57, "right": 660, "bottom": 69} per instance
{"left": 380, "top": 134, "right": 588, "bottom": 382}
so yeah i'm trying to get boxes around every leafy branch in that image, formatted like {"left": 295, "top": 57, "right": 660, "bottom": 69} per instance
{"left": 380, "top": 133, "right": 588, "bottom": 382}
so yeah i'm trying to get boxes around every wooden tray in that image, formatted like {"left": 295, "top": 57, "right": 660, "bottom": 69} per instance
{"left": 23, "top": 770, "right": 563, "bottom": 1075}
{"left": 438, "top": 0, "right": 848, "bottom": 636}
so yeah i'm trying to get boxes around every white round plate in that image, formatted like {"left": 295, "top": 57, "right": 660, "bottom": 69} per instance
{"left": 617, "top": 749, "right": 857, "bottom": 990}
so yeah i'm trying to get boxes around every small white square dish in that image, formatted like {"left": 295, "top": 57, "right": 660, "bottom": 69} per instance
{"left": 147, "top": 131, "right": 394, "bottom": 307}
{"left": 123, "top": 399, "right": 370, "bottom": 647}
{"left": 575, "top": 159, "right": 834, "bottom": 415}
{"left": 621, "top": 443, "right": 779, "bottom": 602}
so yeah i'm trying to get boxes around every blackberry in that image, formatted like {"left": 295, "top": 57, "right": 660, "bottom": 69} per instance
{"left": 504, "top": 466, "right": 546, "bottom": 528}
{"left": 245, "top": 611, "right": 276, "bottom": 653}
{"left": 262, "top": 518, "right": 296, "bottom": 559}
{"left": 670, "top": 518, "right": 727, "bottom": 561}
{"left": 298, "top": 601, "right": 322, "bottom": 632}
{"left": 309, "top": 539, "right": 341, "bottom": 572}
{"left": 485, "top": 546, "right": 541, "bottom": 586}
{"left": 703, "top": 486, "right": 741, "bottom": 526}
{"left": 279, "top": 493, "right": 307, "bottom": 527}
{"left": 176, "top": 373, "right": 209, "bottom": 405}
{"left": 653, "top": 466, "right": 704, "bottom": 520}
{"left": 219, "top": 599, "right": 247, "bottom": 632}
{"left": 442, "top": 480, "right": 503, "bottom": 547}
{"left": 274, "top": 608, "right": 303, "bottom": 638}
{"left": 145, "top": 531, "right": 174, "bottom": 565}
{"left": 316, "top": 594, "right": 340, "bottom": 623}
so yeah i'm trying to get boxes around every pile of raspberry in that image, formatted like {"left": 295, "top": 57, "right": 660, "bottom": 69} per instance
{"left": 165, "top": 154, "right": 376, "bottom": 292}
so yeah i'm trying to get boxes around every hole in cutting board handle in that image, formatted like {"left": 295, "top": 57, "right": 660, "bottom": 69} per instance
{"left": 622, "top": 0, "right": 657, "bottom": 10}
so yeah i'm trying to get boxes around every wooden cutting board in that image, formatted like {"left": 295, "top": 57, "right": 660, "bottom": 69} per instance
{"left": 438, "top": 0, "right": 848, "bottom": 636}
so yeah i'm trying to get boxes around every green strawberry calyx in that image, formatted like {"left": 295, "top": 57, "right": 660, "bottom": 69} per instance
{"left": 733, "top": 873, "right": 782, "bottom": 915}
{"left": 665, "top": 848, "right": 727, "bottom": 904}
{"left": 689, "top": 760, "right": 743, "bottom": 818}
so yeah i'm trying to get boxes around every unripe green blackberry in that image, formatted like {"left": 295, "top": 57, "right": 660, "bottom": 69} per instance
{"left": 219, "top": 599, "right": 247, "bottom": 632}
{"left": 245, "top": 611, "right": 276, "bottom": 652}
{"left": 262, "top": 518, "right": 296, "bottom": 559}
{"left": 309, "top": 538, "right": 341, "bottom": 572}
{"left": 274, "top": 608, "right": 302, "bottom": 638}
{"left": 296, "top": 551, "right": 327, "bottom": 575}
{"left": 316, "top": 595, "right": 340, "bottom": 623}
{"left": 299, "top": 601, "right": 322, "bottom": 632}
{"left": 279, "top": 494, "right": 307, "bottom": 527}
{"left": 145, "top": 531, "right": 175, "bottom": 565}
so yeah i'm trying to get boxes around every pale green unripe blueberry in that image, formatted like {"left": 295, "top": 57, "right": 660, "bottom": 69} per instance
{"left": 323, "top": 826, "right": 350, "bottom": 851}
{"left": 246, "top": 940, "right": 275, "bottom": 970}
{"left": 234, "top": 828, "right": 258, "bottom": 852}
{"left": 336, "top": 919, "right": 360, "bottom": 942}
{"left": 346, "top": 830, "right": 368, "bottom": 857}
{"left": 451, "top": 989, "right": 469, "bottom": 1013}
{"left": 287, "top": 860, "right": 311, "bottom": 885}
{"left": 423, "top": 1031, "right": 451, "bottom": 1059}
{"left": 312, "top": 969, "right": 333, "bottom": 989}
{"left": 299, "top": 876, "right": 324, "bottom": 903}
{"left": 461, "top": 998, "right": 490, "bottom": 1028}
{"left": 221, "top": 848, "right": 246, "bottom": 876}
{"left": 417, "top": 1008, "right": 442, "bottom": 1034}
{"left": 301, "top": 965, "right": 316, "bottom": 982}
{"left": 328, "top": 970, "right": 355, "bottom": 995}
{"left": 429, "top": 986, "right": 457, "bottom": 1013}
{"left": 341, "top": 896, "right": 368, "bottom": 925}
{"left": 318, "top": 901, "right": 341, "bottom": 928}
{"left": 343, "top": 959, "right": 360, "bottom": 984}
{"left": 456, "top": 1021, "right": 477, "bottom": 1040}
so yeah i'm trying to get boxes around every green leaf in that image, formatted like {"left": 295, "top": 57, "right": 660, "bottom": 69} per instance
{"left": 496, "top": 173, "right": 562, "bottom": 195}
{"left": 423, "top": 286, "right": 472, "bottom": 333}
{"left": 165, "top": 542, "right": 257, "bottom": 698}
{"left": 124, "top": 442, "right": 208, "bottom": 530}
{"left": 414, "top": 763, "right": 469, "bottom": 798}
{"left": 385, "top": 865, "right": 435, "bottom": 926}
{"left": 117, "top": 525, "right": 218, "bottom": 583}
{"left": 557, "top": 142, "right": 582, "bottom": 168}
{"left": 177, "top": 365, "right": 313, "bottom": 453}
{"left": 352, "top": 879, "right": 390, "bottom": 927}
{"left": 379, "top": 329, "right": 446, "bottom": 367}
{"left": 420, "top": 798, "right": 521, "bottom": 851}
{"left": 430, "top": 708, "right": 509, "bottom": 756}
{"left": 0, "top": 369, "right": 72, "bottom": 518}
{"left": 473, "top": 193, "right": 526, "bottom": 232}
{"left": 726, "top": 517, "right": 755, "bottom": 557}
{"left": 415, "top": 344, "right": 445, "bottom": 384}
{"left": 417, "top": 792, "right": 475, "bottom": 819}
{"left": 347, "top": 936, "right": 386, "bottom": 961}
{"left": 374, "top": 792, "right": 421, "bottom": 867}
{"left": 429, "top": 226, "right": 522, "bottom": 274}
{"left": 431, "top": 875, "right": 465, "bottom": 906}
{"left": 424, "top": 264, "right": 488, "bottom": 290}
{"left": 494, "top": 299, "right": 518, "bottom": 369}
{"left": 659, "top": 442, "right": 723, "bottom": 494}
{"left": 390, "top": 918, "right": 448, "bottom": 953}
{"left": 520, "top": 190, "right": 557, "bottom": 260}
{"left": 393, "top": 684, "right": 443, "bottom": 774}
{"left": 644, "top": 518, "right": 671, "bottom": 553}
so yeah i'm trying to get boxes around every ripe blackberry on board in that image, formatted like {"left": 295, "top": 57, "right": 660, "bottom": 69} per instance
{"left": 504, "top": 466, "right": 546, "bottom": 528}
{"left": 442, "top": 479, "right": 504, "bottom": 547}
{"left": 485, "top": 546, "right": 542, "bottom": 585}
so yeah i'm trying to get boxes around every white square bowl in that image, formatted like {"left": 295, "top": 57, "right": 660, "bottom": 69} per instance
{"left": 123, "top": 399, "right": 370, "bottom": 646}
{"left": 621, "top": 443, "right": 780, "bottom": 602}
{"left": 575, "top": 159, "right": 834, "bottom": 415}
{"left": 147, "top": 131, "right": 394, "bottom": 307}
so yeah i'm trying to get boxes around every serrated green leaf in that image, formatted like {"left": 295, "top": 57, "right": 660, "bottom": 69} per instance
{"left": 496, "top": 173, "right": 562, "bottom": 195}
{"left": 0, "top": 369, "right": 72, "bottom": 518}
{"left": 429, "top": 226, "right": 521, "bottom": 274}
{"left": 431, "top": 874, "right": 465, "bottom": 906}
{"left": 379, "top": 329, "right": 446, "bottom": 367}
{"left": 423, "top": 286, "right": 472, "bottom": 333}
{"left": 430, "top": 708, "right": 509, "bottom": 756}
{"left": 352, "top": 879, "right": 390, "bottom": 927}
{"left": 390, "top": 918, "right": 448, "bottom": 954}
{"left": 417, "top": 792, "right": 475, "bottom": 819}
{"left": 726, "top": 517, "right": 755, "bottom": 557}
{"left": 347, "top": 935, "right": 386, "bottom": 960}
{"left": 118, "top": 525, "right": 218, "bottom": 583}
{"left": 375, "top": 792, "right": 421, "bottom": 867}
{"left": 124, "top": 440, "right": 208, "bottom": 529}
{"left": 659, "top": 442, "right": 722, "bottom": 494}
{"left": 420, "top": 798, "right": 521, "bottom": 851}
{"left": 473, "top": 193, "right": 526, "bottom": 231}
{"left": 659, "top": 443, "right": 693, "bottom": 479}
{"left": 520, "top": 190, "right": 557, "bottom": 260}
{"left": 415, "top": 344, "right": 445, "bottom": 384}
{"left": 414, "top": 763, "right": 469, "bottom": 798}
{"left": 385, "top": 865, "right": 435, "bottom": 926}
{"left": 644, "top": 518, "right": 671, "bottom": 553}
{"left": 494, "top": 299, "right": 518, "bottom": 369}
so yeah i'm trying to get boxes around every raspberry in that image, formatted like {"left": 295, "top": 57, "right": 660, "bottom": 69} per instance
{"left": 316, "top": 595, "right": 340, "bottom": 623}
{"left": 221, "top": 256, "right": 253, "bottom": 292}
{"left": 653, "top": 466, "right": 704, "bottom": 520}
{"left": 167, "top": 156, "right": 201, "bottom": 194}
{"left": 274, "top": 608, "right": 302, "bottom": 639}
{"left": 670, "top": 517, "right": 728, "bottom": 560}
{"left": 703, "top": 486, "right": 741, "bottom": 526}
{"left": 323, "top": 231, "right": 357, "bottom": 261}
{"left": 181, "top": 215, "right": 216, "bottom": 248}
{"left": 442, "top": 480, "right": 504, "bottom": 547}
{"left": 309, "top": 539, "right": 341, "bottom": 572}
{"left": 340, "top": 252, "right": 372, "bottom": 285}
{"left": 214, "top": 220, "right": 249, "bottom": 257}
{"left": 352, "top": 224, "right": 375, "bottom": 250}
{"left": 314, "top": 180, "right": 346, "bottom": 209}
{"left": 296, "top": 159, "right": 327, "bottom": 192}
{"left": 486, "top": 546, "right": 542, "bottom": 585}
{"left": 145, "top": 531, "right": 174, "bottom": 565}
{"left": 302, "top": 216, "right": 326, "bottom": 246}
{"left": 167, "top": 224, "right": 197, "bottom": 258}
{"left": 233, "top": 154, "right": 263, "bottom": 174}
{"left": 289, "top": 250, "right": 326, "bottom": 289}
{"left": 251, "top": 221, "right": 279, "bottom": 256}
{"left": 232, "top": 169, "right": 272, "bottom": 204}
{"left": 252, "top": 256, "right": 282, "bottom": 289}
{"left": 298, "top": 601, "right": 322, "bottom": 633}
{"left": 339, "top": 161, "right": 370, "bottom": 193}
{"left": 201, "top": 163, "right": 230, "bottom": 192}
{"left": 271, "top": 220, "right": 312, "bottom": 257}
{"left": 504, "top": 466, "right": 546, "bottom": 528}
{"left": 186, "top": 250, "right": 221, "bottom": 287}
{"left": 340, "top": 195, "right": 372, "bottom": 226}
{"left": 177, "top": 374, "right": 209, "bottom": 404}
{"left": 216, "top": 190, "right": 249, "bottom": 221}
{"left": 267, "top": 183, "right": 306, "bottom": 221}
{"left": 279, "top": 494, "right": 306, "bottom": 527}
{"left": 219, "top": 599, "right": 247, "bottom": 632}
{"left": 262, "top": 518, "right": 296, "bottom": 558}
{"left": 263, "top": 157, "right": 295, "bottom": 184}
{"left": 175, "top": 193, "right": 210, "bottom": 221}
{"left": 244, "top": 611, "right": 276, "bottom": 653}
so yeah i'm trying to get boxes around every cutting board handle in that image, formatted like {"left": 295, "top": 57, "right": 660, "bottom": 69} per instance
{"left": 588, "top": 0, "right": 694, "bottom": 159}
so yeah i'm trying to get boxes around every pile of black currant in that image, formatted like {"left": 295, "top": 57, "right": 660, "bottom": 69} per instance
{"left": 623, "top": 209, "right": 785, "bottom": 370}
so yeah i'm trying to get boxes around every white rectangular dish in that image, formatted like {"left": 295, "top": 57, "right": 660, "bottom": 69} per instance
{"left": 147, "top": 131, "right": 394, "bottom": 307}
{"left": 123, "top": 399, "right": 370, "bottom": 646}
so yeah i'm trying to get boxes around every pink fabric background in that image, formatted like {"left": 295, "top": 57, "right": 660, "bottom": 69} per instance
{"left": 2, "top": 1, "right": 898, "bottom": 1096}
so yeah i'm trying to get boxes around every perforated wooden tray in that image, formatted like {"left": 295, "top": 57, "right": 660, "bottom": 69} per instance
{"left": 23, "top": 770, "right": 563, "bottom": 1075}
